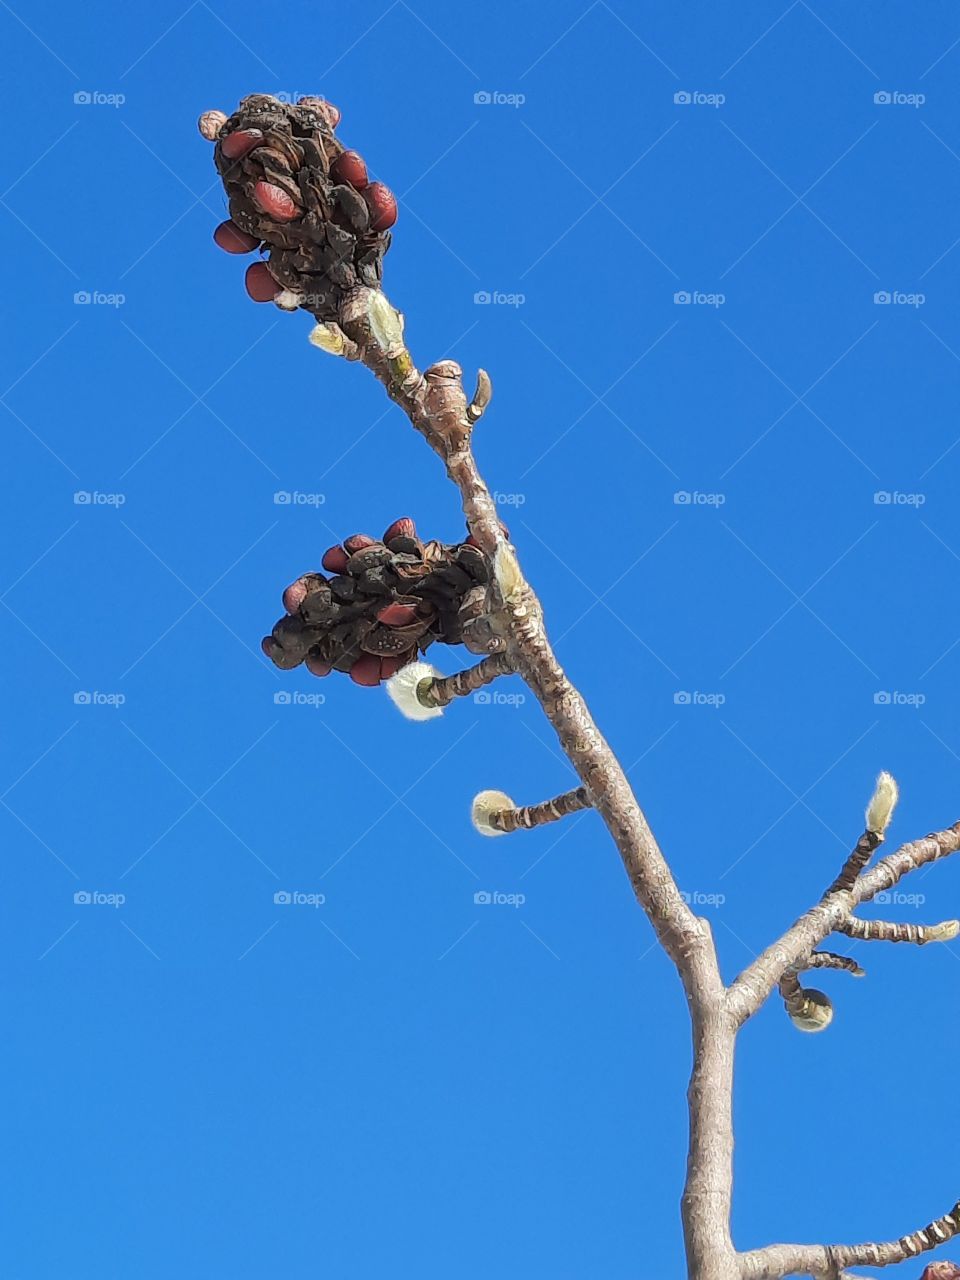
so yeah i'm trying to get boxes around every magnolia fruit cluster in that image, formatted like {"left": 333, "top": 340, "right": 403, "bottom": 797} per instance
{"left": 199, "top": 94, "right": 398, "bottom": 320}
{"left": 263, "top": 518, "right": 493, "bottom": 687}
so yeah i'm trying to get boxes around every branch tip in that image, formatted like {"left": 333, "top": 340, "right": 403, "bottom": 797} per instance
{"left": 385, "top": 661, "right": 445, "bottom": 721}
{"left": 866, "top": 770, "right": 900, "bottom": 835}
{"left": 471, "top": 790, "right": 515, "bottom": 838}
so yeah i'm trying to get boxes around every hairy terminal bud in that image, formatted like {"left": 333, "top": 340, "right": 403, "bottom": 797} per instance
{"left": 787, "top": 988, "right": 833, "bottom": 1033}
{"left": 471, "top": 790, "right": 514, "bottom": 837}
{"left": 385, "top": 661, "right": 444, "bottom": 721}
{"left": 866, "top": 770, "right": 899, "bottom": 835}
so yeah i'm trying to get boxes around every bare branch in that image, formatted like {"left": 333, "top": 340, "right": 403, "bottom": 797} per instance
{"left": 739, "top": 1200, "right": 960, "bottom": 1278}
{"left": 840, "top": 916, "right": 960, "bottom": 945}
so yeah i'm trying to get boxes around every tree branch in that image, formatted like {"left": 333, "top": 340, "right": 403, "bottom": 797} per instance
{"left": 739, "top": 1200, "right": 960, "bottom": 1279}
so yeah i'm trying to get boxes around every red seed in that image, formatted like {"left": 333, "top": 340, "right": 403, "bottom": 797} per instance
{"left": 282, "top": 579, "right": 309, "bottom": 614}
{"left": 305, "top": 654, "right": 333, "bottom": 678}
{"left": 382, "top": 517, "right": 416, "bottom": 542}
{"left": 214, "top": 220, "right": 260, "bottom": 254}
{"left": 253, "top": 180, "right": 299, "bottom": 222}
{"left": 330, "top": 149, "right": 369, "bottom": 190}
{"left": 377, "top": 602, "right": 419, "bottom": 628}
{"left": 245, "top": 262, "right": 280, "bottom": 302}
{"left": 343, "top": 533, "right": 376, "bottom": 553}
{"left": 350, "top": 654, "right": 381, "bottom": 687}
{"left": 321, "top": 545, "right": 350, "bottom": 574}
{"left": 221, "top": 128, "right": 264, "bottom": 160}
{"left": 379, "top": 656, "right": 404, "bottom": 679}
{"left": 364, "top": 182, "right": 398, "bottom": 232}
{"left": 261, "top": 636, "right": 275, "bottom": 658}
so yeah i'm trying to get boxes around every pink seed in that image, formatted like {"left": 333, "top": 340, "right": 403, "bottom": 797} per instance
{"left": 221, "top": 129, "right": 264, "bottom": 160}
{"left": 377, "top": 602, "right": 419, "bottom": 628}
{"left": 383, "top": 517, "right": 416, "bottom": 542}
{"left": 321, "top": 545, "right": 350, "bottom": 574}
{"left": 364, "top": 182, "right": 398, "bottom": 232}
{"left": 214, "top": 220, "right": 260, "bottom": 254}
{"left": 350, "top": 654, "right": 381, "bottom": 687}
{"left": 282, "top": 579, "right": 309, "bottom": 614}
{"left": 343, "top": 533, "right": 376, "bottom": 553}
{"left": 253, "top": 180, "right": 300, "bottom": 222}
{"left": 245, "top": 262, "right": 280, "bottom": 302}
{"left": 305, "top": 654, "right": 333, "bottom": 678}
{"left": 330, "top": 149, "right": 369, "bottom": 190}
{"left": 380, "top": 656, "right": 405, "bottom": 679}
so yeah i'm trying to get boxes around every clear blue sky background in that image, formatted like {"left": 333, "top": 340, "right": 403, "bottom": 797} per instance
{"left": 3, "top": 2, "right": 959, "bottom": 1277}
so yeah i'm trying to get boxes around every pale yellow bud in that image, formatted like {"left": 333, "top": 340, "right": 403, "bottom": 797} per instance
{"left": 471, "top": 790, "right": 514, "bottom": 838}
{"left": 865, "top": 770, "right": 899, "bottom": 835}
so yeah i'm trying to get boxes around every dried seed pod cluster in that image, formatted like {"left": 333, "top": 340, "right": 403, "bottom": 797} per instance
{"left": 262, "top": 518, "right": 493, "bottom": 687}
{"left": 199, "top": 94, "right": 397, "bottom": 320}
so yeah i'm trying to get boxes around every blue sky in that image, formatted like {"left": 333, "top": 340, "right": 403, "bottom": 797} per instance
{"left": 3, "top": 2, "right": 960, "bottom": 1276}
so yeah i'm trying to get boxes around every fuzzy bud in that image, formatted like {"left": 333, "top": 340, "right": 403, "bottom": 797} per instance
{"left": 368, "top": 290, "right": 405, "bottom": 354}
{"left": 788, "top": 988, "right": 833, "bottom": 1033}
{"left": 926, "top": 920, "right": 960, "bottom": 943}
{"left": 309, "top": 323, "right": 347, "bottom": 356}
{"left": 494, "top": 541, "right": 523, "bottom": 603}
{"left": 471, "top": 790, "right": 514, "bottom": 838}
{"left": 385, "top": 661, "right": 444, "bottom": 721}
{"left": 866, "top": 770, "right": 899, "bottom": 835}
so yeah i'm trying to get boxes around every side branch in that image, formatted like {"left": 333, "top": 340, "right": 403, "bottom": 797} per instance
{"left": 740, "top": 1200, "right": 960, "bottom": 1279}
